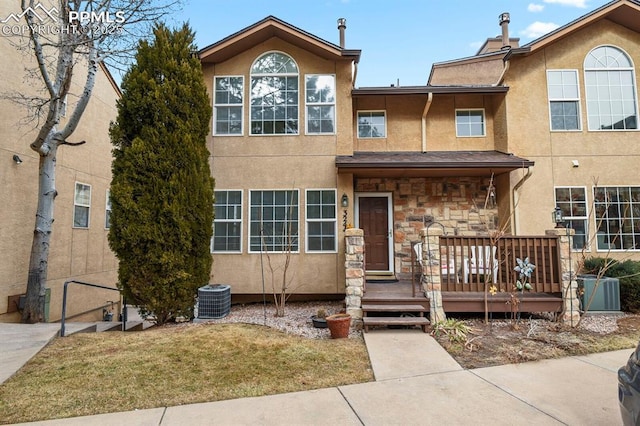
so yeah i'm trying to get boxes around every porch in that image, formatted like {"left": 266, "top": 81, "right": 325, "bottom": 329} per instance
{"left": 347, "top": 231, "right": 574, "bottom": 331}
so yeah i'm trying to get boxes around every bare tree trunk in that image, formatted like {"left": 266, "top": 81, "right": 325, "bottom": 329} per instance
{"left": 22, "top": 140, "right": 57, "bottom": 323}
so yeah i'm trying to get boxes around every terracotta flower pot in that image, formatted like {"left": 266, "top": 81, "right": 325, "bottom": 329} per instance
{"left": 326, "top": 313, "right": 351, "bottom": 338}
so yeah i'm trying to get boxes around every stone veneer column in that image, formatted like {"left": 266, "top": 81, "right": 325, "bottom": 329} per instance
{"left": 420, "top": 227, "right": 447, "bottom": 323}
{"left": 546, "top": 228, "right": 580, "bottom": 326}
{"left": 345, "top": 228, "right": 364, "bottom": 320}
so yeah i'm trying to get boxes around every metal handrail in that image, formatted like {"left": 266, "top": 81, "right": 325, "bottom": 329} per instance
{"left": 60, "top": 280, "right": 121, "bottom": 337}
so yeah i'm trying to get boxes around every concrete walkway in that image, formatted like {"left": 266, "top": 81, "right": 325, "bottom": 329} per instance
{"left": 0, "top": 325, "right": 630, "bottom": 425}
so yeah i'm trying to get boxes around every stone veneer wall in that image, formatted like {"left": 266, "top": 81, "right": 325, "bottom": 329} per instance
{"left": 355, "top": 177, "right": 499, "bottom": 280}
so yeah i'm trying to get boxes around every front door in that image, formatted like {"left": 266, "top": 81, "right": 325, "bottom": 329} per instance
{"left": 358, "top": 195, "right": 391, "bottom": 272}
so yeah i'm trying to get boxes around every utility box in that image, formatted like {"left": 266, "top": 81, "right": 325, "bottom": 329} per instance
{"left": 578, "top": 275, "right": 621, "bottom": 312}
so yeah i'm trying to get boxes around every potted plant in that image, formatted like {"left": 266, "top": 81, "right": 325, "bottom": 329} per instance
{"left": 311, "top": 309, "right": 328, "bottom": 328}
{"left": 326, "top": 313, "right": 351, "bottom": 338}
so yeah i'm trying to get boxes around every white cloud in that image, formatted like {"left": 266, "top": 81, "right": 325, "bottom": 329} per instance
{"left": 520, "top": 21, "right": 560, "bottom": 38}
{"left": 543, "top": 0, "right": 588, "bottom": 8}
{"left": 528, "top": 3, "right": 545, "bottom": 12}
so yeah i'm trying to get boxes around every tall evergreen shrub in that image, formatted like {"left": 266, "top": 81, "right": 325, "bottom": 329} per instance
{"left": 108, "top": 23, "right": 213, "bottom": 324}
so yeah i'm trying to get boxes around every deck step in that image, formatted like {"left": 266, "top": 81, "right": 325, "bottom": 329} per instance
{"left": 362, "top": 304, "right": 426, "bottom": 313}
{"left": 363, "top": 316, "right": 429, "bottom": 333}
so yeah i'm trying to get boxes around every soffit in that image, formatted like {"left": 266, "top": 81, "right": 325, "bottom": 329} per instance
{"left": 336, "top": 151, "right": 533, "bottom": 178}
{"left": 199, "top": 16, "right": 361, "bottom": 64}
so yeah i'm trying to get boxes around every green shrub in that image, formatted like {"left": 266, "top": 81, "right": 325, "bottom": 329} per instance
{"left": 583, "top": 257, "right": 640, "bottom": 313}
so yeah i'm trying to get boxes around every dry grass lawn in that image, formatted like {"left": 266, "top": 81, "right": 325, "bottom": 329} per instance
{"left": 0, "top": 323, "right": 373, "bottom": 424}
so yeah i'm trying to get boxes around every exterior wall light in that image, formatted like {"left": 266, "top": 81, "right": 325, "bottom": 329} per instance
{"left": 12, "top": 154, "right": 22, "bottom": 164}
{"left": 552, "top": 206, "right": 564, "bottom": 228}
{"left": 341, "top": 193, "right": 349, "bottom": 208}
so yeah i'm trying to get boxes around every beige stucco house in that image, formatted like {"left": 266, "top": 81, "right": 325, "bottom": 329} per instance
{"left": 0, "top": 3, "right": 119, "bottom": 322}
{"left": 202, "top": 0, "right": 640, "bottom": 305}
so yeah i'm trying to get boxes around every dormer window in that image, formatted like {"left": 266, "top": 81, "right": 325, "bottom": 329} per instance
{"left": 250, "top": 52, "right": 299, "bottom": 135}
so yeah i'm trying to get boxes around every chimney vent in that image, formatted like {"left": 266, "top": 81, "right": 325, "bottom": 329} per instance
{"left": 337, "top": 18, "right": 346, "bottom": 48}
{"left": 499, "top": 12, "right": 510, "bottom": 48}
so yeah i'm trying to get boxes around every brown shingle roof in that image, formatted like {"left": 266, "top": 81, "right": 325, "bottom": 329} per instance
{"left": 336, "top": 151, "right": 533, "bottom": 177}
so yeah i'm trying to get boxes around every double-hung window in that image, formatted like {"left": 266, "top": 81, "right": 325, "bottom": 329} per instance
{"left": 250, "top": 52, "right": 299, "bottom": 135}
{"left": 306, "top": 190, "right": 336, "bottom": 252}
{"left": 305, "top": 74, "right": 335, "bottom": 134}
{"left": 214, "top": 76, "right": 243, "bottom": 135}
{"left": 547, "top": 70, "right": 581, "bottom": 131}
{"left": 212, "top": 190, "right": 242, "bottom": 253}
{"left": 585, "top": 46, "right": 638, "bottom": 131}
{"left": 249, "top": 190, "right": 299, "bottom": 252}
{"left": 74, "top": 182, "right": 91, "bottom": 228}
{"left": 357, "top": 111, "right": 386, "bottom": 138}
{"left": 555, "top": 187, "right": 588, "bottom": 249}
{"left": 455, "top": 109, "right": 485, "bottom": 137}
{"left": 594, "top": 186, "right": 640, "bottom": 251}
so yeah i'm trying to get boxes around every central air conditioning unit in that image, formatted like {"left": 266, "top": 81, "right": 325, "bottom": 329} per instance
{"left": 197, "top": 284, "right": 231, "bottom": 319}
{"left": 578, "top": 275, "right": 621, "bottom": 312}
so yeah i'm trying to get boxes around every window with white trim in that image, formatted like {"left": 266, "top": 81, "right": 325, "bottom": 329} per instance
{"left": 250, "top": 190, "right": 299, "bottom": 252}
{"left": 305, "top": 74, "right": 335, "bottom": 134}
{"left": 585, "top": 46, "right": 638, "bottom": 131}
{"left": 455, "top": 109, "right": 485, "bottom": 137}
{"left": 74, "top": 182, "right": 91, "bottom": 228}
{"left": 214, "top": 76, "right": 243, "bottom": 135}
{"left": 105, "top": 190, "right": 111, "bottom": 229}
{"left": 547, "top": 70, "right": 581, "bottom": 131}
{"left": 212, "top": 190, "right": 242, "bottom": 253}
{"left": 357, "top": 111, "right": 386, "bottom": 138}
{"left": 555, "top": 187, "right": 588, "bottom": 249}
{"left": 306, "top": 190, "right": 336, "bottom": 252}
{"left": 594, "top": 186, "right": 640, "bottom": 251}
{"left": 250, "top": 52, "right": 299, "bottom": 135}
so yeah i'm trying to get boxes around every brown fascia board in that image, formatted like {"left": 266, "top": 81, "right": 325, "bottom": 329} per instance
{"left": 198, "top": 15, "right": 361, "bottom": 64}
{"left": 516, "top": 0, "right": 640, "bottom": 55}
{"left": 426, "top": 49, "right": 510, "bottom": 85}
{"left": 352, "top": 85, "right": 508, "bottom": 96}
{"left": 99, "top": 62, "right": 122, "bottom": 97}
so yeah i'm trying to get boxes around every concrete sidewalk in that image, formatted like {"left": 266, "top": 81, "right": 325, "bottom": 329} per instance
{"left": 1, "top": 325, "right": 630, "bottom": 425}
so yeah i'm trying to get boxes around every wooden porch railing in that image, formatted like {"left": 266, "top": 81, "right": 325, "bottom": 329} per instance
{"left": 434, "top": 236, "right": 563, "bottom": 293}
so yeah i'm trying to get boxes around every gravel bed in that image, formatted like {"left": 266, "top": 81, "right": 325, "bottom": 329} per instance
{"left": 192, "top": 301, "right": 623, "bottom": 338}
{"left": 196, "top": 300, "right": 361, "bottom": 339}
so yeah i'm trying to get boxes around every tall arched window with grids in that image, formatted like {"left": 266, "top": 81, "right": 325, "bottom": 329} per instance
{"left": 584, "top": 45, "right": 638, "bottom": 131}
{"left": 250, "top": 51, "right": 299, "bottom": 135}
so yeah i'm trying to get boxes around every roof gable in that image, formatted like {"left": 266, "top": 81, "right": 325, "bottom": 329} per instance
{"left": 516, "top": 0, "right": 640, "bottom": 55}
{"left": 198, "top": 16, "right": 360, "bottom": 64}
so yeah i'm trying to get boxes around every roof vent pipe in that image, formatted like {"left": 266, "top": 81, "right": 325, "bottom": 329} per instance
{"left": 499, "top": 12, "right": 510, "bottom": 49}
{"left": 337, "top": 18, "right": 346, "bottom": 48}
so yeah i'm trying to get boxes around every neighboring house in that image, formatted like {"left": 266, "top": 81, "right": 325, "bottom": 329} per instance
{"left": 0, "top": 4, "right": 119, "bottom": 322}
{"left": 201, "top": 0, "right": 640, "bottom": 306}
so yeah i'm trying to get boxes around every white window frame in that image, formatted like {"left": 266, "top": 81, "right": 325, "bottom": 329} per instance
{"left": 73, "top": 182, "right": 91, "bottom": 229}
{"left": 249, "top": 189, "right": 299, "bottom": 253}
{"left": 584, "top": 45, "right": 639, "bottom": 131}
{"left": 593, "top": 185, "right": 640, "bottom": 252}
{"left": 547, "top": 70, "right": 582, "bottom": 131}
{"left": 357, "top": 110, "right": 386, "bottom": 138}
{"left": 305, "top": 74, "right": 336, "bottom": 135}
{"left": 554, "top": 186, "right": 588, "bottom": 250}
{"left": 455, "top": 109, "right": 486, "bottom": 137}
{"left": 250, "top": 51, "right": 299, "bottom": 136}
{"left": 212, "top": 190, "right": 243, "bottom": 254}
{"left": 305, "top": 189, "right": 337, "bottom": 253}
{"left": 105, "top": 190, "right": 111, "bottom": 229}
{"left": 213, "top": 76, "right": 244, "bottom": 136}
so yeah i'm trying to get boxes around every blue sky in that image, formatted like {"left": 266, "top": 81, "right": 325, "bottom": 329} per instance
{"left": 170, "top": 0, "right": 611, "bottom": 88}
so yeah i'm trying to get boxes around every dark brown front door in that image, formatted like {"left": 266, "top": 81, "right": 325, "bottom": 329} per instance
{"left": 359, "top": 197, "right": 389, "bottom": 271}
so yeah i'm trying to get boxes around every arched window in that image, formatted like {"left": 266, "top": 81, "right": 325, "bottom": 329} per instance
{"left": 250, "top": 52, "right": 299, "bottom": 135}
{"left": 584, "top": 46, "right": 638, "bottom": 130}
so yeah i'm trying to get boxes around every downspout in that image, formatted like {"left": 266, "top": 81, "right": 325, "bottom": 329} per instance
{"left": 353, "top": 62, "right": 358, "bottom": 88}
{"left": 495, "top": 57, "right": 510, "bottom": 86}
{"left": 421, "top": 92, "right": 433, "bottom": 153}
{"left": 511, "top": 166, "right": 533, "bottom": 234}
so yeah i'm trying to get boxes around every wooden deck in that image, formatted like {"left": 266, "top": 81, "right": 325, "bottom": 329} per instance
{"left": 363, "top": 281, "right": 563, "bottom": 314}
